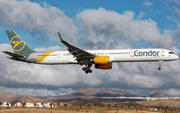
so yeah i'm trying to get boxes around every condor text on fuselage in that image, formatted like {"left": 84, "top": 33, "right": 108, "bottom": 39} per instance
{"left": 134, "top": 50, "right": 160, "bottom": 57}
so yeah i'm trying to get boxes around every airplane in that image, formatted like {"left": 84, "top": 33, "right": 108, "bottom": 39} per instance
{"left": 2, "top": 30, "right": 179, "bottom": 74}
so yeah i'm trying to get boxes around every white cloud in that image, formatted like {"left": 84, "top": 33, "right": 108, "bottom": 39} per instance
{"left": 143, "top": 1, "right": 153, "bottom": 7}
{"left": 0, "top": 0, "right": 78, "bottom": 44}
{"left": 175, "top": 7, "right": 180, "bottom": 19}
{"left": 167, "top": 0, "right": 180, "bottom": 5}
{"left": 137, "top": 12, "right": 146, "bottom": 20}
{"left": 1, "top": 43, "right": 180, "bottom": 96}
{"left": 34, "top": 46, "right": 62, "bottom": 51}
{"left": 163, "top": 88, "right": 180, "bottom": 96}
{"left": 76, "top": 7, "right": 175, "bottom": 49}
{"left": 0, "top": 86, "right": 73, "bottom": 96}
{"left": 0, "top": 1, "right": 180, "bottom": 97}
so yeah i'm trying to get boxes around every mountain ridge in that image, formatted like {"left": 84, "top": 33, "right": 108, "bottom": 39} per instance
{"left": 0, "top": 88, "right": 172, "bottom": 102}
{"left": 149, "top": 92, "right": 171, "bottom": 97}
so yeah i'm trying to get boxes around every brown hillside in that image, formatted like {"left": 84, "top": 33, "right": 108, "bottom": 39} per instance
{"left": 0, "top": 92, "right": 39, "bottom": 102}
{"left": 137, "top": 99, "right": 180, "bottom": 108}
{"left": 93, "top": 89, "right": 136, "bottom": 97}
{"left": 66, "top": 88, "right": 98, "bottom": 96}
{"left": 55, "top": 98, "right": 180, "bottom": 108}
{"left": 98, "top": 89, "right": 116, "bottom": 94}
{"left": 113, "top": 90, "right": 135, "bottom": 96}
{"left": 13, "top": 98, "right": 50, "bottom": 103}
{"left": 149, "top": 92, "right": 171, "bottom": 97}
{"left": 40, "top": 88, "right": 99, "bottom": 100}
{"left": 0, "top": 92, "right": 22, "bottom": 102}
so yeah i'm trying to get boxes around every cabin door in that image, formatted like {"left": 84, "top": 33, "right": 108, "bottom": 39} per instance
{"left": 131, "top": 50, "right": 134, "bottom": 57}
{"left": 161, "top": 50, "right": 165, "bottom": 56}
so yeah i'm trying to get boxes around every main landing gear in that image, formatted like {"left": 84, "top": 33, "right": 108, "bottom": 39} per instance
{"left": 82, "top": 64, "right": 92, "bottom": 74}
{"left": 158, "top": 61, "right": 163, "bottom": 70}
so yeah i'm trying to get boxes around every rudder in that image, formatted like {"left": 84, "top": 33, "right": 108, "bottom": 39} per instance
{"left": 6, "top": 30, "right": 34, "bottom": 55}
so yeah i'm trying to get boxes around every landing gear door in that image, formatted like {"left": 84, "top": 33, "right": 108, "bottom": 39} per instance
{"left": 131, "top": 50, "right": 134, "bottom": 57}
{"left": 161, "top": 50, "right": 165, "bottom": 56}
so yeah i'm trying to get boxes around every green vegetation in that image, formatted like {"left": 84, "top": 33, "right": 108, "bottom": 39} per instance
{"left": 121, "top": 104, "right": 124, "bottom": 108}
{"left": 6, "top": 102, "right": 9, "bottom": 107}
{"left": 165, "top": 106, "right": 168, "bottom": 109}
{"left": 41, "top": 103, "right": 44, "bottom": 107}
{"left": 87, "top": 104, "right": 91, "bottom": 108}
{"left": 93, "top": 103, "right": 97, "bottom": 107}
{"left": 57, "top": 102, "right": 60, "bottom": 108}
{"left": 34, "top": 103, "right": 36, "bottom": 107}
{"left": 64, "top": 103, "right": 67, "bottom": 107}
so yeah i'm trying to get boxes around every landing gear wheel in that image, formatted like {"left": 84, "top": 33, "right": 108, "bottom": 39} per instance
{"left": 82, "top": 67, "right": 86, "bottom": 71}
{"left": 85, "top": 69, "right": 92, "bottom": 74}
{"left": 158, "top": 67, "right": 161, "bottom": 70}
{"left": 85, "top": 71, "right": 89, "bottom": 74}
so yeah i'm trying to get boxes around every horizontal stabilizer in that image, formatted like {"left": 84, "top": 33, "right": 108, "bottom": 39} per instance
{"left": 2, "top": 51, "right": 24, "bottom": 58}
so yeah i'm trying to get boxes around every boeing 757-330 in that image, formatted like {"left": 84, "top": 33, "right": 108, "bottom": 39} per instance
{"left": 2, "top": 31, "right": 179, "bottom": 74}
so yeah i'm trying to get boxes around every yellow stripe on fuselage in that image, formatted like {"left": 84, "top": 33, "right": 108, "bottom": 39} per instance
{"left": 35, "top": 51, "right": 55, "bottom": 63}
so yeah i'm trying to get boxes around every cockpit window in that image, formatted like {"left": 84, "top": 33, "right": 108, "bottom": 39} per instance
{"left": 169, "top": 52, "right": 174, "bottom": 54}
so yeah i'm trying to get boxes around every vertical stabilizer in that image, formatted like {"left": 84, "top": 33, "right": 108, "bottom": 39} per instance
{"left": 6, "top": 30, "right": 34, "bottom": 55}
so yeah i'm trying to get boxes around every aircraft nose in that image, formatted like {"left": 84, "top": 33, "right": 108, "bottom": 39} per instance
{"left": 176, "top": 55, "right": 179, "bottom": 60}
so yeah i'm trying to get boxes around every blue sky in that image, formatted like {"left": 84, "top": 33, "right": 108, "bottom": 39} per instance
{"left": 0, "top": 0, "right": 180, "bottom": 96}
{"left": 1, "top": 0, "right": 179, "bottom": 49}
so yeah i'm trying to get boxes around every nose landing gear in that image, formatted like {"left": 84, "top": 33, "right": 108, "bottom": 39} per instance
{"left": 158, "top": 61, "right": 163, "bottom": 70}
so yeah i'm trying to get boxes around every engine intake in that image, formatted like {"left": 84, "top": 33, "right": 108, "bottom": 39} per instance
{"left": 95, "top": 63, "right": 112, "bottom": 69}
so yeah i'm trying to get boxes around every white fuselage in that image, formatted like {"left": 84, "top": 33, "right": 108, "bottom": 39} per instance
{"left": 26, "top": 49, "right": 179, "bottom": 65}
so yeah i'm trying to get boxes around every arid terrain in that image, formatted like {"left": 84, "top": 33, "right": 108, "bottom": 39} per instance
{"left": 0, "top": 106, "right": 170, "bottom": 113}
{"left": 1, "top": 88, "right": 180, "bottom": 113}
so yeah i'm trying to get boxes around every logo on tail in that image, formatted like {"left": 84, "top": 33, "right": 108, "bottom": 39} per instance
{"left": 10, "top": 36, "right": 25, "bottom": 51}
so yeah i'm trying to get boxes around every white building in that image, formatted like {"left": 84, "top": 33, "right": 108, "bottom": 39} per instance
{"left": 14, "top": 102, "right": 22, "bottom": 107}
{"left": 36, "top": 103, "right": 43, "bottom": 107}
{"left": 2, "top": 102, "right": 11, "bottom": 107}
{"left": 25, "top": 103, "right": 34, "bottom": 107}
{"left": 44, "top": 103, "right": 53, "bottom": 108}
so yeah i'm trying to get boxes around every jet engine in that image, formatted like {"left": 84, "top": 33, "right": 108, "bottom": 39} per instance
{"left": 90, "top": 56, "right": 109, "bottom": 64}
{"left": 95, "top": 63, "right": 112, "bottom": 69}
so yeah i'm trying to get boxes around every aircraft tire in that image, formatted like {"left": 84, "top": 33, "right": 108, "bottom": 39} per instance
{"left": 82, "top": 67, "right": 86, "bottom": 71}
{"left": 158, "top": 67, "right": 161, "bottom": 70}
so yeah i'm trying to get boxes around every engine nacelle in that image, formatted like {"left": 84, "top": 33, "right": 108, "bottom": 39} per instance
{"left": 90, "top": 56, "right": 109, "bottom": 64}
{"left": 95, "top": 63, "right": 112, "bottom": 70}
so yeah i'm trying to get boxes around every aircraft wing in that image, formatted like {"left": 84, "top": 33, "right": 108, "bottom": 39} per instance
{"left": 2, "top": 51, "right": 24, "bottom": 58}
{"left": 58, "top": 32, "right": 96, "bottom": 63}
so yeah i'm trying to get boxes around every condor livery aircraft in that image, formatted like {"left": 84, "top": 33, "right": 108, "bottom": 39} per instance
{"left": 3, "top": 31, "right": 179, "bottom": 74}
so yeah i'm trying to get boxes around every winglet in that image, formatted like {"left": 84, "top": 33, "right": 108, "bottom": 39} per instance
{"left": 58, "top": 32, "right": 64, "bottom": 41}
